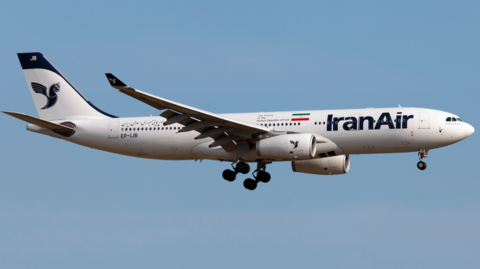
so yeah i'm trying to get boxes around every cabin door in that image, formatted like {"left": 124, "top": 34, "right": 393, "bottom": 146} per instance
{"left": 419, "top": 112, "right": 430, "bottom": 129}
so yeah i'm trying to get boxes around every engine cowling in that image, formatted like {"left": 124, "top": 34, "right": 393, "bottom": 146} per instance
{"left": 292, "top": 155, "right": 350, "bottom": 175}
{"left": 256, "top": 134, "right": 316, "bottom": 160}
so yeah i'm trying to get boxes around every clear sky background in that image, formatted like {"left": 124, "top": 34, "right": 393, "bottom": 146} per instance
{"left": 0, "top": 1, "right": 479, "bottom": 268}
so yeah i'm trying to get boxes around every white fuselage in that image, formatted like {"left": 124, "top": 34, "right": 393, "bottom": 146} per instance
{"left": 33, "top": 107, "right": 472, "bottom": 162}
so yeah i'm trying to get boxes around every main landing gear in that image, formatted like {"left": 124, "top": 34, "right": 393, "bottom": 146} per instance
{"left": 417, "top": 149, "right": 428, "bottom": 170}
{"left": 222, "top": 160, "right": 271, "bottom": 191}
{"left": 222, "top": 159, "right": 250, "bottom": 182}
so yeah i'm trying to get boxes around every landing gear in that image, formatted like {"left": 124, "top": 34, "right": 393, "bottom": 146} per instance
{"left": 417, "top": 161, "right": 427, "bottom": 170}
{"left": 417, "top": 149, "right": 429, "bottom": 170}
{"left": 222, "top": 160, "right": 271, "bottom": 190}
{"left": 243, "top": 178, "right": 257, "bottom": 190}
{"left": 222, "top": 169, "right": 236, "bottom": 182}
{"left": 221, "top": 159, "right": 250, "bottom": 182}
{"left": 256, "top": 170, "right": 271, "bottom": 183}
{"left": 242, "top": 161, "right": 272, "bottom": 191}
{"left": 236, "top": 161, "right": 250, "bottom": 174}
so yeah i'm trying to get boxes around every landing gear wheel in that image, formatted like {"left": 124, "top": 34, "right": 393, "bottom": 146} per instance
{"left": 417, "top": 161, "right": 427, "bottom": 170}
{"left": 243, "top": 178, "right": 257, "bottom": 190}
{"left": 236, "top": 162, "right": 250, "bottom": 174}
{"left": 222, "top": 169, "right": 237, "bottom": 182}
{"left": 256, "top": 171, "right": 271, "bottom": 183}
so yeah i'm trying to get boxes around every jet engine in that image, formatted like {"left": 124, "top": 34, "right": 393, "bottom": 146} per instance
{"left": 292, "top": 155, "right": 350, "bottom": 175}
{"left": 256, "top": 134, "right": 316, "bottom": 160}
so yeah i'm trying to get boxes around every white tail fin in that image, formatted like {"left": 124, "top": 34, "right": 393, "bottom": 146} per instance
{"left": 17, "top": 52, "right": 117, "bottom": 120}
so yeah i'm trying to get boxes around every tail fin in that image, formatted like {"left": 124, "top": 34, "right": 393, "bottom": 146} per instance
{"left": 17, "top": 52, "right": 117, "bottom": 120}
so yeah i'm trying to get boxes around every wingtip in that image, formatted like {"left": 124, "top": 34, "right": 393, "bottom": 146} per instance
{"left": 105, "top": 73, "right": 127, "bottom": 87}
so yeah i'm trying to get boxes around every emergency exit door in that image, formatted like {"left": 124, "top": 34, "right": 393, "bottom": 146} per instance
{"left": 419, "top": 112, "right": 429, "bottom": 129}
{"left": 108, "top": 122, "right": 119, "bottom": 138}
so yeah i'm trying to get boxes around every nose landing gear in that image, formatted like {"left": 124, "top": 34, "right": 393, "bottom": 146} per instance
{"left": 417, "top": 149, "right": 428, "bottom": 170}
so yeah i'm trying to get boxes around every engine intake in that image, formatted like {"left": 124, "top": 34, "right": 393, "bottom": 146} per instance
{"left": 256, "top": 134, "right": 316, "bottom": 160}
{"left": 292, "top": 155, "right": 350, "bottom": 175}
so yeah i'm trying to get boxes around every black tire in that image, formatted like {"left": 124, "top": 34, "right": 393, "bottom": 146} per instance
{"left": 257, "top": 171, "right": 271, "bottom": 183}
{"left": 236, "top": 162, "right": 250, "bottom": 174}
{"left": 222, "top": 169, "right": 236, "bottom": 182}
{"left": 417, "top": 161, "right": 427, "bottom": 170}
{"left": 243, "top": 178, "right": 257, "bottom": 190}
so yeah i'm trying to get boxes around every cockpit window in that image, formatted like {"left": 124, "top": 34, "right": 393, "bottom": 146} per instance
{"left": 457, "top": 118, "right": 463, "bottom": 122}
{"left": 446, "top": 117, "right": 451, "bottom": 122}
{"left": 452, "top": 118, "right": 457, "bottom": 122}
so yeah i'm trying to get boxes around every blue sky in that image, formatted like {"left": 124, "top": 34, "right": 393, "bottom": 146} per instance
{"left": 1, "top": 1, "right": 479, "bottom": 268}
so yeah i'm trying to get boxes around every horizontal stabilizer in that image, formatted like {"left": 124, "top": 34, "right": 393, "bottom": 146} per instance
{"left": 2, "top": 111, "right": 75, "bottom": 136}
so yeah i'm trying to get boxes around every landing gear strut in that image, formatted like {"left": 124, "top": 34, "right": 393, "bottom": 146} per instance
{"left": 243, "top": 161, "right": 271, "bottom": 191}
{"left": 222, "top": 159, "right": 251, "bottom": 182}
{"left": 417, "top": 149, "right": 428, "bottom": 170}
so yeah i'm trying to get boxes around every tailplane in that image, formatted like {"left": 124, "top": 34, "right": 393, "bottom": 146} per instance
{"left": 17, "top": 52, "right": 117, "bottom": 120}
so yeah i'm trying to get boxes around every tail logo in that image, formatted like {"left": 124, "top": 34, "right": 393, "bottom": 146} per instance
{"left": 108, "top": 77, "right": 116, "bottom": 84}
{"left": 31, "top": 82, "right": 60, "bottom": 109}
{"left": 30, "top": 56, "right": 37, "bottom": 61}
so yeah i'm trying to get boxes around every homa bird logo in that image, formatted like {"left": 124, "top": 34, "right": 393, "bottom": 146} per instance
{"left": 108, "top": 77, "right": 116, "bottom": 84}
{"left": 290, "top": 140, "right": 299, "bottom": 149}
{"left": 31, "top": 82, "right": 60, "bottom": 109}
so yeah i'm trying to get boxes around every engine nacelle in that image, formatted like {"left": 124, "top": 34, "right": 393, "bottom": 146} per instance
{"left": 256, "top": 134, "right": 316, "bottom": 160}
{"left": 292, "top": 155, "right": 350, "bottom": 175}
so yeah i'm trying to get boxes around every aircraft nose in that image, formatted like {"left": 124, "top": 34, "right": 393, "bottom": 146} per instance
{"left": 465, "top": 123, "right": 474, "bottom": 137}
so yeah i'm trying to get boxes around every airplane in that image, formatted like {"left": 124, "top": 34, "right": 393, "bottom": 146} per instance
{"left": 3, "top": 52, "right": 475, "bottom": 190}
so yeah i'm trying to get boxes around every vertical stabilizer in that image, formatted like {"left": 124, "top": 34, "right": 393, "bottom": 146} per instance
{"left": 17, "top": 52, "right": 117, "bottom": 120}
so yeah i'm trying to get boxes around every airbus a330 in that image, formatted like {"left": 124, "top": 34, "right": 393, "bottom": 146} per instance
{"left": 4, "top": 53, "right": 474, "bottom": 190}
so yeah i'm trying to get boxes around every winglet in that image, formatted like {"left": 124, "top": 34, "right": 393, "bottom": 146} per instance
{"left": 105, "top": 73, "right": 128, "bottom": 89}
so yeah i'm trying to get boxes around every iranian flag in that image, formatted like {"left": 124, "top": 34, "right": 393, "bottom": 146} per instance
{"left": 291, "top": 113, "right": 310, "bottom": 121}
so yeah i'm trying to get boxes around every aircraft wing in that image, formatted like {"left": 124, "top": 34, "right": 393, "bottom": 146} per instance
{"left": 105, "top": 73, "right": 270, "bottom": 151}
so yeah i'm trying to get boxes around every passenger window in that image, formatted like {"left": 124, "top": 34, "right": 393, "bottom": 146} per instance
{"left": 446, "top": 117, "right": 451, "bottom": 122}
{"left": 170, "top": 127, "right": 172, "bottom": 130}
{"left": 281, "top": 123, "right": 284, "bottom": 126}
{"left": 452, "top": 118, "right": 457, "bottom": 122}
{"left": 298, "top": 123, "right": 301, "bottom": 126}
{"left": 162, "top": 127, "right": 164, "bottom": 130}
{"left": 294, "top": 123, "right": 297, "bottom": 126}
{"left": 323, "top": 122, "right": 325, "bottom": 125}
{"left": 269, "top": 124, "right": 271, "bottom": 126}
{"left": 315, "top": 122, "right": 317, "bottom": 125}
